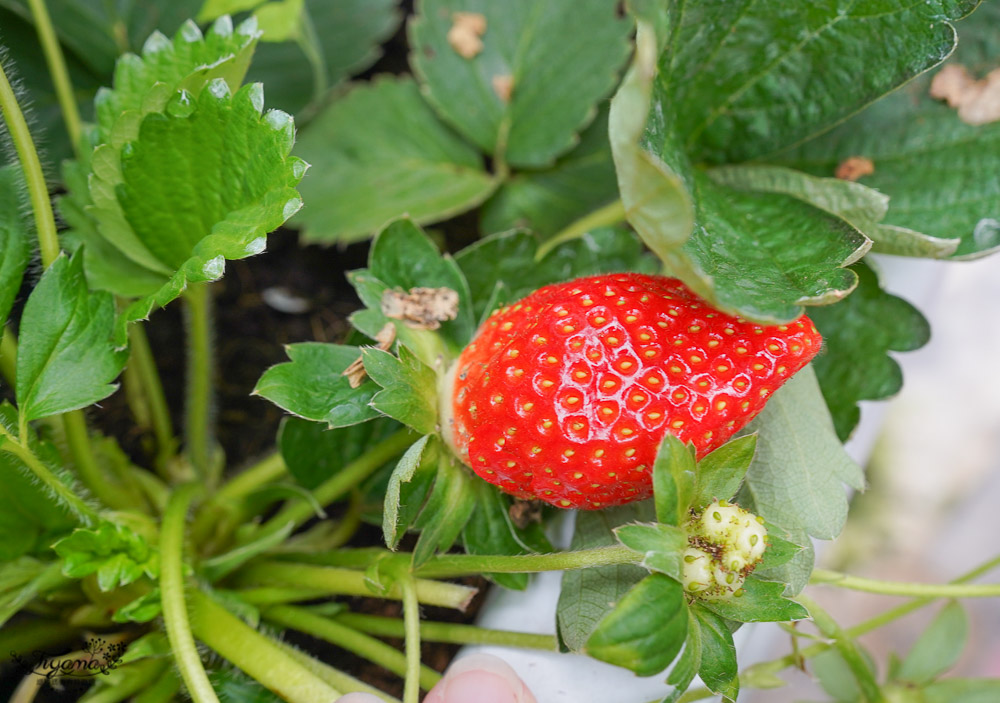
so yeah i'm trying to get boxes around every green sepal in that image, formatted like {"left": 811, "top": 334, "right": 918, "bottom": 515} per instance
{"left": 661, "top": 613, "right": 702, "bottom": 703}
{"left": 691, "top": 605, "right": 739, "bottom": 702}
{"left": 254, "top": 343, "right": 380, "bottom": 428}
{"left": 411, "top": 452, "right": 476, "bottom": 567}
{"left": 53, "top": 521, "right": 158, "bottom": 592}
{"left": 652, "top": 433, "right": 696, "bottom": 527}
{"left": 756, "top": 533, "right": 804, "bottom": 572}
{"left": 382, "top": 435, "right": 435, "bottom": 550}
{"left": 16, "top": 251, "right": 127, "bottom": 421}
{"left": 584, "top": 573, "right": 688, "bottom": 677}
{"left": 363, "top": 346, "right": 439, "bottom": 436}
{"left": 692, "top": 434, "right": 757, "bottom": 510}
{"left": 614, "top": 522, "right": 685, "bottom": 581}
{"left": 697, "top": 576, "right": 808, "bottom": 624}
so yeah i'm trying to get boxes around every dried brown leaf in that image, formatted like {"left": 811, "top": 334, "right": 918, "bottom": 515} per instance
{"left": 381, "top": 287, "right": 459, "bottom": 330}
{"left": 930, "top": 63, "right": 1000, "bottom": 126}
{"left": 343, "top": 323, "right": 397, "bottom": 388}
{"left": 835, "top": 156, "right": 875, "bottom": 182}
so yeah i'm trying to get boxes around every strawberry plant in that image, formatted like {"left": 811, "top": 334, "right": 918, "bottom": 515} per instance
{"left": 0, "top": 1, "right": 999, "bottom": 702}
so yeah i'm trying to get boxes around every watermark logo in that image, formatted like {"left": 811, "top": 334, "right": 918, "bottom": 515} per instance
{"left": 10, "top": 637, "right": 126, "bottom": 684}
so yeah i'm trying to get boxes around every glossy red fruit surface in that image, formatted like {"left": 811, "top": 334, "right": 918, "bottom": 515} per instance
{"left": 446, "top": 273, "right": 822, "bottom": 509}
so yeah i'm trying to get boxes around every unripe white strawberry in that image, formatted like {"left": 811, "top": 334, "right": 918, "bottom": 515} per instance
{"left": 681, "top": 546, "right": 714, "bottom": 594}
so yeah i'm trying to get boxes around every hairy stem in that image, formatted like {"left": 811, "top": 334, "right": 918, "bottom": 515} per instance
{"left": 160, "top": 483, "right": 219, "bottom": 703}
{"left": 188, "top": 590, "right": 341, "bottom": 702}
{"left": 0, "top": 59, "right": 60, "bottom": 266}
{"left": 63, "top": 410, "right": 138, "bottom": 510}
{"left": 235, "top": 561, "right": 477, "bottom": 611}
{"left": 810, "top": 568, "right": 1000, "bottom": 598}
{"left": 128, "top": 322, "right": 177, "bottom": 475}
{"left": 0, "top": 422, "right": 98, "bottom": 525}
{"left": 335, "top": 613, "right": 558, "bottom": 650}
{"left": 416, "top": 545, "right": 641, "bottom": 579}
{"left": 1, "top": 325, "right": 16, "bottom": 387}
{"left": 535, "top": 199, "right": 627, "bottom": 261}
{"left": 797, "top": 594, "right": 884, "bottom": 703}
{"left": 275, "top": 640, "right": 400, "bottom": 703}
{"left": 264, "top": 605, "right": 442, "bottom": 692}
{"left": 259, "top": 429, "right": 415, "bottom": 537}
{"left": 401, "top": 575, "right": 422, "bottom": 703}
{"left": 79, "top": 659, "right": 167, "bottom": 703}
{"left": 132, "top": 667, "right": 181, "bottom": 703}
{"left": 184, "top": 283, "right": 216, "bottom": 484}
{"left": 26, "top": 0, "right": 82, "bottom": 154}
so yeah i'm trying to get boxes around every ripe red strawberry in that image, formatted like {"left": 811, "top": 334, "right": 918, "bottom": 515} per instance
{"left": 443, "top": 273, "right": 822, "bottom": 510}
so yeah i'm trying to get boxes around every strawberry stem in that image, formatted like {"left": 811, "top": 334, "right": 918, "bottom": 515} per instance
{"left": 415, "top": 545, "right": 642, "bottom": 578}
{"left": 810, "top": 568, "right": 1000, "bottom": 598}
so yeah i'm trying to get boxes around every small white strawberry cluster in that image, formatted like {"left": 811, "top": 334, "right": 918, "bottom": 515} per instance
{"left": 682, "top": 499, "right": 768, "bottom": 601}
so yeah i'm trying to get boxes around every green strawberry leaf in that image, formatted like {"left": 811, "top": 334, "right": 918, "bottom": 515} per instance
{"left": 16, "top": 251, "right": 127, "bottom": 421}
{"left": 775, "top": 3, "right": 1000, "bottom": 260}
{"left": 455, "top": 227, "right": 657, "bottom": 324}
{"left": 294, "top": 77, "right": 496, "bottom": 244}
{"left": 245, "top": 0, "right": 402, "bottom": 115}
{"left": 0, "top": 165, "right": 29, "bottom": 328}
{"left": 811, "top": 262, "right": 930, "bottom": 441}
{"left": 480, "top": 105, "right": 620, "bottom": 238}
{"left": 108, "top": 81, "right": 305, "bottom": 344}
{"left": 557, "top": 502, "right": 653, "bottom": 652}
{"left": 94, "top": 16, "right": 260, "bottom": 143}
{"left": 652, "top": 433, "right": 696, "bottom": 527}
{"left": 53, "top": 521, "right": 158, "bottom": 592}
{"left": 614, "top": 522, "right": 686, "bottom": 581}
{"left": 691, "top": 605, "right": 739, "bottom": 702}
{"left": 813, "top": 647, "right": 870, "bottom": 703}
{"left": 692, "top": 434, "right": 757, "bottom": 510}
{"left": 383, "top": 435, "right": 435, "bottom": 550}
{"left": 411, "top": 451, "right": 476, "bottom": 567}
{"left": 608, "top": 21, "right": 694, "bottom": 268}
{"left": 254, "top": 343, "right": 380, "bottom": 428}
{"left": 410, "top": 0, "right": 631, "bottom": 169}
{"left": 611, "top": 16, "right": 872, "bottom": 323}
{"left": 363, "top": 347, "right": 439, "bottom": 436}
{"left": 662, "top": 616, "right": 701, "bottom": 703}
{"left": 660, "top": 0, "right": 978, "bottom": 164}
{"left": 584, "top": 572, "right": 688, "bottom": 676}
{"left": 697, "top": 577, "right": 807, "bottom": 624}
{"left": 898, "top": 601, "right": 968, "bottom": 685}
{"left": 923, "top": 678, "right": 1000, "bottom": 703}
{"left": 740, "top": 365, "right": 864, "bottom": 544}
{"left": 279, "top": 416, "right": 400, "bottom": 490}
{"left": 671, "top": 171, "right": 870, "bottom": 324}
{"left": 463, "top": 480, "right": 552, "bottom": 591}
{"left": 113, "top": 588, "right": 162, "bottom": 623}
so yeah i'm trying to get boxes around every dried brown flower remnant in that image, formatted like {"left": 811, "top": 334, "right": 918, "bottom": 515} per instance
{"left": 930, "top": 63, "right": 1000, "bottom": 126}
{"left": 343, "top": 323, "right": 396, "bottom": 388}
{"left": 835, "top": 156, "right": 875, "bottom": 182}
{"left": 382, "top": 287, "right": 459, "bottom": 330}
{"left": 492, "top": 75, "right": 514, "bottom": 103}
{"left": 448, "top": 12, "right": 487, "bottom": 59}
